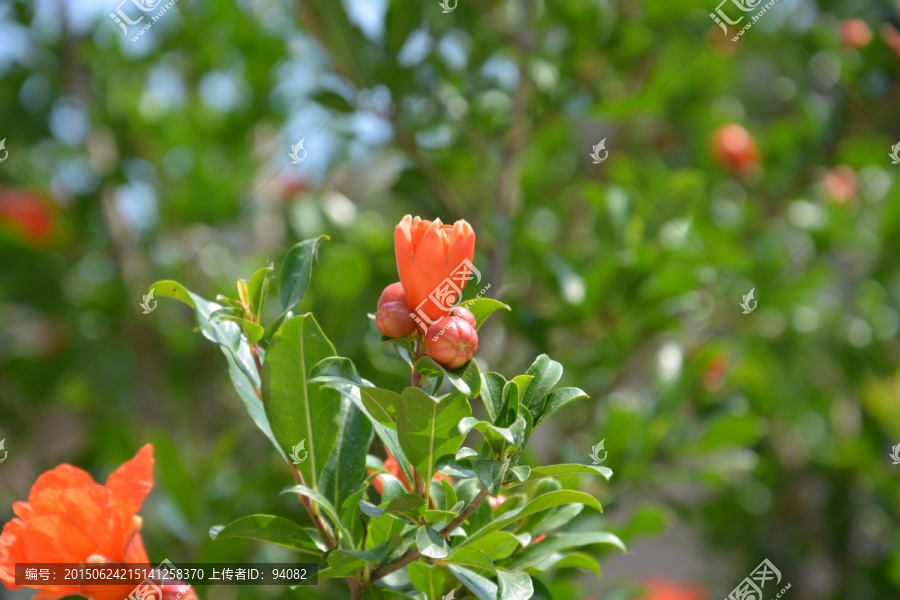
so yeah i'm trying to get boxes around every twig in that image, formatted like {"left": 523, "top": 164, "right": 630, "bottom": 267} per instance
{"left": 289, "top": 462, "right": 337, "bottom": 549}
{"left": 369, "top": 488, "right": 490, "bottom": 582}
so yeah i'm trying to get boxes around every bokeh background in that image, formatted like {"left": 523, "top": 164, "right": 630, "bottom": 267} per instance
{"left": 2, "top": 0, "right": 900, "bottom": 598}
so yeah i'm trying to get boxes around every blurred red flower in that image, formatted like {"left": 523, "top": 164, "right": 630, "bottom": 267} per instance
{"left": 0, "top": 445, "right": 197, "bottom": 600}
{"left": 642, "top": 576, "right": 707, "bottom": 600}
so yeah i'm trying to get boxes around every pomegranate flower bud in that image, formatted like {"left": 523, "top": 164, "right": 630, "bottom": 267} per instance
{"left": 425, "top": 316, "right": 478, "bottom": 369}
{"left": 448, "top": 306, "right": 477, "bottom": 330}
{"left": 378, "top": 282, "right": 408, "bottom": 308}
{"left": 377, "top": 301, "right": 417, "bottom": 338}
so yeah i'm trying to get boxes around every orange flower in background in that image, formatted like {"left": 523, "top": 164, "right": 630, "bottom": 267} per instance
{"left": 642, "top": 577, "right": 707, "bottom": 600}
{"left": 0, "top": 445, "right": 197, "bottom": 600}
{"left": 0, "top": 188, "right": 54, "bottom": 248}
{"left": 394, "top": 215, "right": 476, "bottom": 326}
{"left": 370, "top": 449, "right": 450, "bottom": 497}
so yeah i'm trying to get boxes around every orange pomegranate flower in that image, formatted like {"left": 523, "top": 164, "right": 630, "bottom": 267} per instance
{"left": 394, "top": 215, "right": 476, "bottom": 328}
{"left": 0, "top": 444, "right": 197, "bottom": 600}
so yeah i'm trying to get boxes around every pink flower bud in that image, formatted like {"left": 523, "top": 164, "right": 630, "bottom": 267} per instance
{"left": 377, "top": 301, "right": 417, "bottom": 338}
{"left": 448, "top": 306, "right": 477, "bottom": 329}
{"left": 425, "top": 316, "right": 478, "bottom": 369}
{"left": 488, "top": 494, "right": 507, "bottom": 509}
{"left": 378, "top": 282, "right": 407, "bottom": 308}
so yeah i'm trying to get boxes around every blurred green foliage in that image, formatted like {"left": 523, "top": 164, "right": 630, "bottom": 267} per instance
{"left": 1, "top": 0, "right": 899, "bottom": 598}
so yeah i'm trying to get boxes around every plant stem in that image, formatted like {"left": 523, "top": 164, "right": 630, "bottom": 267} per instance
{"left": 289, "top": 463, "right": 336, "bottom": 549}
{"left": 369, "top": 488, "right": 490, "bottom": 582}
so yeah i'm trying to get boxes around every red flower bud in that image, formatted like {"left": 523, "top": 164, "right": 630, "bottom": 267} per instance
{"left": 378, "top": 282, "right": 408, "bottom": 308}
{"left": 376, "top": 301, "right": 417, "bottom": 338}
{"left": 448, "top": 306, "right": 477, "bottom": 330}
{"left": 425, "top": 316, "right": 478, "bottom": 369}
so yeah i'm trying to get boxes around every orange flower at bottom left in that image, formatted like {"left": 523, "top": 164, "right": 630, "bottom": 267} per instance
{"left": 0, "top": 444, "right": 197, "bottom": 600}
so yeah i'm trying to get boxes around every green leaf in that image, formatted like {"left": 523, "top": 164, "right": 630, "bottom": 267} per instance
{"left": 521, "top": 355, "right": 563, "bottom": 421}
{"left": 281, "top": 484, "right": 353, "bottom": 542}
{"left": 498, "top": 375, "right": 532, "bottom": 428}
{"left": 309, "top": 358, "right": 414, "bottom": 485}
{"left": 215, "top": 315, "right": 265, "bottom": 345}
{"left": 416, "top": 526, "right": 451, "bottom": 559}
{"left": 319, "top": 394, "right": 374, "bottom": 516}
{"left": 509, "top": 466, "right": 531, "bottom": 482}
{"left": 222, "top": 350, "right": 285, "bottom": 461}
{"left": 446, "top": 565, "right": 497, "bottom": 600}
{"left": 447, "top": 358, "right": 482, "bottom": 398}
{"left": 209, "top": 515, "right": 322, "bottom": 557}
{"left": 263, "top": 314, "right": 341, "bottom": 490}
{"left": 398, "top": 388, "right": 471, "bottom": 490}
{"left": 148, "top": 280, "right": 195, "bottom": 308}
{"left": 459, "top": 417, "right": 516, "bottom": 458}
{"left": 277, "top": 235, "right": 329, "bottom": 313}
{"left": 462, "top": 491, "right": 603, "bottom": 544}
{"left": 497, "top": 570, "right": 533, "bottom": 600}
{"left": 327, "top": 540, "right": 393, "bottom": 569}
{"left": 381, "top": 493, "right": 427, "bottom": 522}
{"left": 247, "top": 265, "right": 273, "bottom": 319}
{"left": 534, "top": 552, "right": 602, "bottom": 575}
{"left": 464, "top": 531, "right": 524, "bottom": 560}
{"left": 474, "top": 458, "right": 509, "bottom": 496}
{"left": 446, "top": 547, "right": 496, "bottom": 576}
{"left": 506, "top": 532, "right": 626, "bottom": 570}
{"left": 513, "top": 464, "right": 613, "bottom": 485}
{"left": 459, "top": 297, "right": 511, "bottom": 330}
{"left": 408, "top": 562, "right": 451, "bottom": 598}
{"left": 480, "top": 372, "right": 507, "bottom": 425}
{"left": 534, "top": 387, "right": 588, "bottom": 428}
{"left": 416, "top": 356, "right": 482, "bottom": 398}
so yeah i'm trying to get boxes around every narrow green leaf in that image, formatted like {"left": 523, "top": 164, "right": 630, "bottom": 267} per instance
{"left": 506, "top": 532, "right": 626, "bottom": 570}
{"left": 535, "top": 552, "right": 602, "bottom": 575}
{"left": 247, "top": 265, "right": 273, "bottom": 319}
{"left": 446, "top": 565, "right": 497, "bottom": 600}
{"left": 513, "top": 464, "right": 613, "bottom": 485}
{"left": 319, "top": 395, "right": 374, "bottom": 515}
{"left": 277, "top": 235, "right": 329, "bottom": 313}
{"left": 210, "top": 514, "right": 322, "bottom": 557}
{"left": 281, "top": 484, "right": 352, "bottom": 542}
{"left": 474, "top": 458, "right": 509, "bottom": 496}
{"left": 416, "top": 526, "right": 451, "bottom": 559}
{"left": 398, "top": 388, "right": 471, "bottom": 488}
{"left": 148, "top": 280, "right": 195, "bottom": 308}
{"left": 446, "top": 547, "right": 496, "bottom": 575}
{"left": 461, "top": 491, "right": 603, "bottom": 544}
{"left": 464, "top": 531, "right": 523, "bottom": 560}
{"left": 263, "top": 314, "right": 341, "bottom": 490}
{"left": 408, "top": 562, "right": 451, "bottom": 599}
{"left": 480, "top": 372, "right": 507, "bottom": 425}
{"left": 497, "top": 570, "right": 533, "bottom": 600}
{"left": 459, "top": 297, "right": 511, "bottom": 330}
{"left": 521, "top": 355, "right": 563, "bottom": 420}
{"left": 534, "top": 387, "right": 588, "bottom": 428}
{"left": 309, "top": 359, "right": 414, "bottom": 485}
